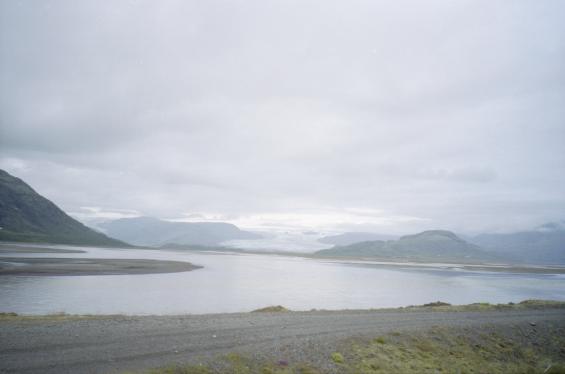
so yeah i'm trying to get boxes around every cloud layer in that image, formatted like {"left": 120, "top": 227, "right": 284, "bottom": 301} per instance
{"left": 1, "top": 0, "right": 564, "bottom": 234}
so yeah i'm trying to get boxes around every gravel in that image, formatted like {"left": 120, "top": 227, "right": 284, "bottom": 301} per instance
{"left": 1, "top": 308, "right": 564, "bottom": 373}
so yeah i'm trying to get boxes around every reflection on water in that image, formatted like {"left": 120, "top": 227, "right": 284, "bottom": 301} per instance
{"left": 0, "top": 245, "right": 564, "bottom": 315}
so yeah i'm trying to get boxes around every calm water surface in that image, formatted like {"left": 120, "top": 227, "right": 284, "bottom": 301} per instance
{"left": 1, "top": 245, "right": 564, "bottom": 315}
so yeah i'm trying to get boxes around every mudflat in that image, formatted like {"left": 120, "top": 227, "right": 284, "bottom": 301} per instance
{"left": 0, "top": 257, "right": 202, "bottom": 276}
{"left": 1, "top": 305, "right": 564, "bottom": 373}
{"left": 0, "top": 243, "right": 86, "bottom": 254}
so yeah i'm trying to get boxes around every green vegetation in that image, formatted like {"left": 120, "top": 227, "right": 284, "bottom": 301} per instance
{"left": 251, "top": 305, "right": 290, "bottom": 313}
{"left": 422, "top": 301, "right": 451, "bottom": 307}
{"left": 400, "top": 299, "right": 565, "bottom": 312}
{"left": 0, "top": 169, "right": 129, "bottom": 247}
{"left": 341, "top": 326, "right": 565, "bottom": 373}
{"left": 118, "top": 300, "right": 565, "bottom": 374}
{"left": 314, "top": 230, "right": 500, "bottom": 263}
{"left": 139, "top": 323, "right": 565, "bottom": 374}
{"left": 251, "top": 300, "right": 565, "bottom": 314}
{"left": 144, "top": 353, "right": 321, "bottom": 374}
{"left": 330, "top": 352, "right": 344, "bottom": 364}
{"left": 3, "top": 300, "right": 563, "bottom": 322}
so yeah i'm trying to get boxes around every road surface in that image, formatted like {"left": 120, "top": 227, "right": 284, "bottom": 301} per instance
{"left": 1, "top": 308, "right": 564, "bottom": 373}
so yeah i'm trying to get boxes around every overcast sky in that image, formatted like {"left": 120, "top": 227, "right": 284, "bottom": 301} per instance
{"left": 1, "top": 0, "right": 564, "bottom": 234}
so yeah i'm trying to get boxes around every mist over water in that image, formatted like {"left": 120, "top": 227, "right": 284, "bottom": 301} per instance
{"left": 222, "top": 230, "right": 330, "bottom": 253}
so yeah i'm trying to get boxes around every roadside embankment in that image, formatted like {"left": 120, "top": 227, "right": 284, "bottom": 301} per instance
{"left": 1, "top": 301, "right": 564, "bottom": 373}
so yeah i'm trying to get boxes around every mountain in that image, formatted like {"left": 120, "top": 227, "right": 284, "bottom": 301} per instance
{"left": 99, "top": 216, "right": 262, "bottom": 247}
{"left": 315, "top": 230, "right": 498, "bottom": 263}
{"left": 318, "top": 232, "right": 399, "bottom": 246}
{"left": 470, "top": 222, "right": 565, "bottom": 265}
{"left": 0, "top": 169, "right": 128, "bottom": 247}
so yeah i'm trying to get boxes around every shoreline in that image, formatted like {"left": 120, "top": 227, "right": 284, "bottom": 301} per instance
{"left": 2, "top": 242, "right": 564, "bottom": 275}
{"left": 163, "top": 245, "right": 565, "bottom": 274}
{"left": 191, "top": 248, "right": 565, "bottom": 274}
{"left": 2, "top": 299, "right": 564, "bottom": 319}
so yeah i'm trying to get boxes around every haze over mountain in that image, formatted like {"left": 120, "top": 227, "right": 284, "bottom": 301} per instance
{"left": 470, "top": 222, "right": 565, "bottom": 265}
{"left": 318, "top": 232, "right": 399, "bottom": 246}
{"left": 316, "top": 230, "right": 498, "bottom": 263}
{"left": 99, "top": 216, "right": 262, "bottom": 247}
{"left": 0, "top": 169, "right": 127, "bottom": 247}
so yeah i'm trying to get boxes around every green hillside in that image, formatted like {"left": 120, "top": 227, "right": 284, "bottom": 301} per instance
{"left": 0, "top": 169, "right": 129, "bottom": 247}
{"left": 316, "top": 230, "right": 499, "bottom": 263}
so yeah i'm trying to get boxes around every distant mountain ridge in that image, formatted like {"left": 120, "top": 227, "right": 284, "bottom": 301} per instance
{"left": 0, "top": 169, "right": 128, "bottom": 247}
{"left": 315, "top": 230, "right": 498, "bottom": 263}
{"left": 99, "top": 216, "right": 262, "bottom": 247}
{"left": 470, "top": 222, "right": 565, "bottom": 264}
{"left": 318, "top": 232, "right": 399, "bottom": 246}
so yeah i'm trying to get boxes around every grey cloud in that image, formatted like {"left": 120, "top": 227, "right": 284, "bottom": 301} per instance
{"left": 416, "top": 167, "right": 497, "bottom": 183}
{"left": 1, "top": 0, "right": 564, "bottom": 234}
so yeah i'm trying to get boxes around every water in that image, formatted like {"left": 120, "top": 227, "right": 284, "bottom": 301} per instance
{"left": 1, "top": 245, "right": 564, "bottom": 315}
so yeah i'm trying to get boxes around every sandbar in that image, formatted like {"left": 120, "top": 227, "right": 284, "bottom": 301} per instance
{"left": 0, "top": 257, "right": 202, "bottom": 276}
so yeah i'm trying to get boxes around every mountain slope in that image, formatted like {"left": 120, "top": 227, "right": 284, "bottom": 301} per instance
{"left": 0, "top": 169, "right": 128, "bottom": 247}
{"left": 470, "top": 222, "right": 565, "bottom": 265}
{"left": 318, "top": 232, "right": 398, "bottom": 246}
{"left": 315, "top": 230, "right": 498, "bottom": 263}
{"left": 99, "top": 216, "right": 261, "bottom": 247}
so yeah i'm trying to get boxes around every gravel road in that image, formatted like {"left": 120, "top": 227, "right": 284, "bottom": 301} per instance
{"left": 1, "top": 308, "right": 564, "bottom": 374}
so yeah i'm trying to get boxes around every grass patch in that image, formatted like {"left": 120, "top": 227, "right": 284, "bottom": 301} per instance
{"left": 422, "top": 301, "right": 451, "bottom": 307}
{"left": 374, "top": 337, "right": 386, "bottom": 344}
{"left": 341, "top": 325, "right": 565, "bottom": 373}
{"left": 146, "top": 353, "right": 321, "bottom": 374}
{"left": 518, "top": 299, "right": 565, "bottom": 307}
{"left": 141, "top": 322, "right": 565, "bottom": 374}
{"left": 248, "top": 299, "right": 565, "bottom": 315}
{"left": 400, "top": 299, "right": 565, "bottom": 313}
{"left": 3, "top": 299, "right": 564, "bottom": 322}
{"left": 251, "top": 306, "right": 290, "bottom": 313}
{"left": 0, "top": 312, "right": 18, "bottom": 318}
{"left": 330, "top": 352, "right": 344, "bottom": 364}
